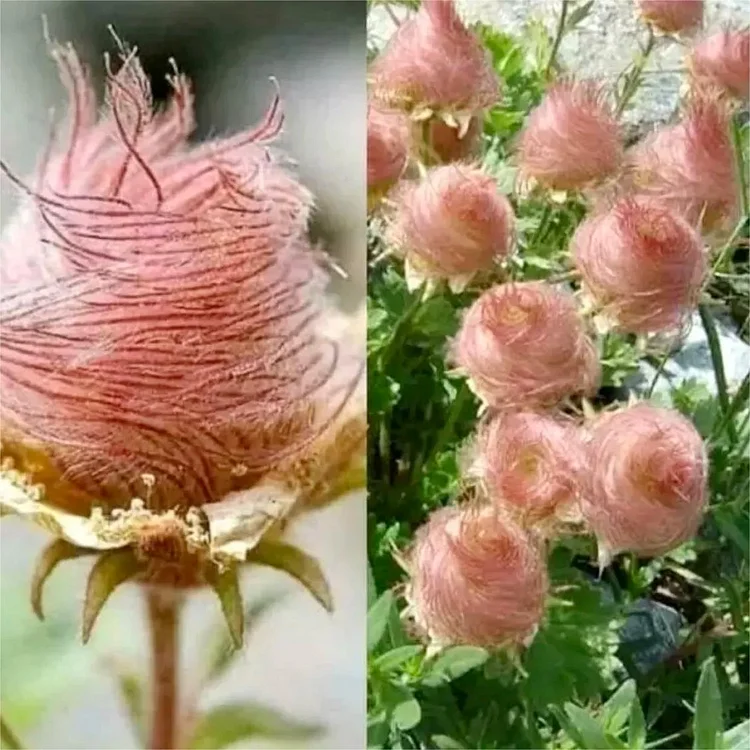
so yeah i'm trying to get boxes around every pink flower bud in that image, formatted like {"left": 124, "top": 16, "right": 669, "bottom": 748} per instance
{"left": 517, "top": 80, "right": 622, "bottom": 191}
{"left": 572, "top": 197, "right": 706, "bottom": 333}
{"left": 406, "top": 506, "right": 548, "bottom": 648}
{"left": 476, "top": 411, "right": 585, "bottom": 528}
{"left": 367, "top": 102, "right": 409, "bottom": 205}
{"left": 581, "top": 403, "right": 707, "bottom": 562}
{"left": 689, "top": 29, "right": 750, "bottom": 100}
{"left": 369, "top": 0, "right": 499, "bottom": 114}
{"left": 627, "top": 97, "right": 739, "bottom": 231}
{"left": 418, "top": 115, "right": 483, "bottom": 165}
{"left": 389, "top": 164, "right": 514, "bottom": 286}
{"left": 637, "top": 0, "right": 704, "bottom": 35}
{"left": 0, "top": 42, "right": 357, "bottom": 514}
{"left": 453, "top": 282, "right": 600, "bottom": 410}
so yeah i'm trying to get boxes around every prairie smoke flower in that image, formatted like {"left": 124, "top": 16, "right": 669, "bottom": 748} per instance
{"left": 517, "top": 80, "right": 622, "bottom": 192}
{"left": 637, "top": 0, "right": 703, "bottom": 35}
{"left": 0, "top": 38, "right": 362, "bottom": 642}
{"left": 627, "top": 97, "right": 739, "bottom": 231}
{"left": 572, "top": 197, "right": 706, "bottom": 333}
{"left": 452, "top": 282, "right": 600, "bottom": 409}
{"left": 367, "top": 103, "right": 409, "bottom": 210}
{"left": 405, "top": 506, "right": 548, "bottom": 649}
{"left": 389, "top": 164, "right": 514, "bottom": 292}
{"left": 475, "top": 411, "right": 585, "bottom": 529}
{"left": 414, "top": 114, "right": 483, "bottom": 165}
{"left": 689, "top": 29, "right": 750, "bottom": 100}
{"left": 369, "top": 0, "right": 499, "bottom": 117}
{"left": 581, "top": 403, "right": 707, "bottom": 565}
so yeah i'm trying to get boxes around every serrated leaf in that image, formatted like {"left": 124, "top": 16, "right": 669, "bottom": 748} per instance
{"left": 372, "top": 645, "right": 423, "bottom": 673}
{"left": 392, "top": 697, "right": 421, "bottom": 731}
{"left": 368, "top": 589, "right": 394, "bottom": 653}
{"left": 693, "top": 658, "right": 723, "bottom": 750}
{"left": 565, "top": 703, "right": 611, "bottom": 749}
{"left": 205, "top": 565, "right": 244, "bottom": 650}
{"left": 723, "top": 719, "right": 750, "bottom": 749}
{"left": 628, "top": 696, "right": 647, "bottom": 749}
{"left": 423, "top": 646, "right": 488, "bottom": 685}
{"left": 247, "top": 540, "right": 333, "bottom": 612}
{"left": 187, "top": 702, "right": 322, "bottom": 749}
{"left": 30, "top": 539, "right": 93, "bottom": 620}
{"left": 82, "top": 548, "right": 142, "bottom": 643}
{"left": 603, "top": 679, "right": 637, "bottom": 735}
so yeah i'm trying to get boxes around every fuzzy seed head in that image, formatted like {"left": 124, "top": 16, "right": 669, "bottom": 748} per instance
{"left": 453, "top": 282, "right": 600, "bottom": 410}
{"left": 367, "top": 102, "right": 409, "bottom": 201}
{"left": 407, "top": 506, "right": 548, "bottom": 648}
{"left": 572, "top": 197, "right": 706, "bottom": 333}
{"left": 689, "top": 29, "right": 750, "bottom": 100}
{"left": 581, "top": 403, "right": 707, "bottom": 560}
{"left": 517, "top": 80, "right": 622, "bottom": 191}
{"left": 637, "top": 0, "right": 704, "bottom": 35}
{"left": 369, "top": 0, "right": 499, "bottom": 114}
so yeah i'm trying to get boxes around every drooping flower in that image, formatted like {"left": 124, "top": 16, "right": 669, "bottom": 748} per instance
{"left": 626, "top": 97, "right": 739, "bottom": 232}
{"left": 389, "top": 164, "right": 514, "bottom": 291}
{"left": 452, "top": 282, "right": 600, "bottom": 409}
{"left": 475, "top": 411, "right": 586, "bottom": 528}
{"left": 405, "top": 506, "right": 548, "bottom": 649}
{"left": 369, "top": 0, "right": 499, "bottom": 117}
{"left": 689, "top": 28, "right": 750, "bottom": 100}
{"left": 517, "top": 80, "right": 622, "bottom": 191}
{"left": 580, "top": 403, "right": 707, "bottom": 565}
{"left": 572, "top": 197, "right": 706, "bottom": 333}
{"left": 367, "top": 102, "right": 410, "bottom": 210}
{"left": 637, "top": 0, "right": 704, "bottom": 35}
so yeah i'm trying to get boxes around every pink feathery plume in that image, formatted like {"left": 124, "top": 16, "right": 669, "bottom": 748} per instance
{"left": 626, "top": 96, "right": 739, "bottom": 231}
{"left": 517, "top": 79, "right": 622, "bottom": 191}
{"left": 389, "top": 164, "right": 514, "bottom": 283}
{"left": 406, "top": 506, "right": 548, "bottom": 648}
{"left": 637, "top": 1, "right": 704, "bottom": 35}
{"left": 0, "top": 38, "right": 358, "bottom": 515}
{"left": 452, "top": 282, "right": 600, "bottom": 410}
{"left": 476, "top": 411, "right": 586, "bottom": 528}
{"left": 572, "top": 197, "right": 707, "bottom": 333}
{"left": 367, "top": 102, "right": 409, "bottom": 201}
{"left": 369, "top": 0, "right": 499, "bottom": 114}
{"left": 689, "top": 28, "right": 750, "bottom": 100}
{"left": 580, "top": 403, "right": 707, "bottom": 565}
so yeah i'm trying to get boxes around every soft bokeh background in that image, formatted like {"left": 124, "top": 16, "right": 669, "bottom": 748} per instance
{"left": 0, "top": 1, "right": 366, "bottom": 748}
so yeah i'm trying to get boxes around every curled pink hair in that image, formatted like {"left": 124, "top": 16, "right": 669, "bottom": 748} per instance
{"left": 369, "top": 0, "right": 499, "bottom": 113}
{"left": 389, "top": 164, "right": 515, "bottom": 279}
{"left": 637, "top": 1, "right": 704, "bottom": 34}
{"left": 689, "top": 29, "right": 750, "bottom": 100}
{"left": 572, "top": 197, "right": 706, "bottom": 333}
{"left": 517, "top": 80, "right": 622, "bottom": 191}
{"left": 0, "top": 39, "right": 359, "bottom": 514}
{"left": 452, "top": 282, "right": 600, "bottom": 409}
{"left": 367, "top": 102, "right": 409, "bottom": 197}
{"left": 626, "top": 97, "right": 738, "bottom": 231}
{"left": 407, "top": 506, "right": 548, "bottom": 647}
{"left": 477, "top": 411, "right": 585, "bottom": 527}
{"left": 581, "top": 403, "right": 707, "bottom": 561}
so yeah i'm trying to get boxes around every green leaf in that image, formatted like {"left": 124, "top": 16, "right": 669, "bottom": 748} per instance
{"left": 81, "top": 548, "right": 142, "bottom": 644}
{"left": 628, "top": 696, "right": 647, "bottom": 749}
{"left": 603, "top": 679, "right": 637, "bottom": 735}
{"left": 368, "top": 717, "right": 389, "bottom": 749}
{"left": 693, "top": 658, "right": 723, "bottom": 750}
{"left": 368, "top": 590, "right": 394, "bottom": 653}
{"left": 0, "top": 716, "right": 24, "bottom": 750}
{"left": 564, "top": 0, "right": 595, "bottom": 31}
{"left": 372, "top": 645, "right": 423, "bottom": 673}
{"left": 187, "top": 702, "right": 322, "bottom": 749}
{"left": 423, "top": 646, "right": 489, "bottom": 686}
{"left": 723, "top": 719, "right": 750, "bottom": 749}
{"left": 112, "top": 666, "right": 146, "bottom": 747}
{"left": 367, "top": 559, "right": 378, "bottom": 608}
{"left": 565, "top": 703, "right": 612, "bottom": 749}
{"left": 431, "top": 735, "right": 467, "bottom": 749}
{"left": 205, "top": 565, "right": 245, "bottom": 650}
{"left": 247, "top": 540, "right": 333, "bottom": 612}
{"left": 30, "top": 539, "right": 93, "bottom": 620}
{"left": 392, "top": 696, "right": 421, "bottom": 731}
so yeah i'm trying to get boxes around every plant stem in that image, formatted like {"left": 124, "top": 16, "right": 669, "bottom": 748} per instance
{"left": 545, "top": 0, "right": 569, "bottom": 78}
{"left": 0, "top": 717, "right": 24, "bottom": 750}
{"left": 147, "top": 588, "right": 181, "bottom": 750}
{"left": 731, "top": 115, "right": 749, "bottom": 219}
{"left": 615, "top": 27, "right": 655, "bottom": 118}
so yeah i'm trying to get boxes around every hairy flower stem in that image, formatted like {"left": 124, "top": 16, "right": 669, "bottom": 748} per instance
{"left": 147, "top": 588, "right": 182, "bottom": 750}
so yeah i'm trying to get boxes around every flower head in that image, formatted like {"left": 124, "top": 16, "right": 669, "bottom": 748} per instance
{"left": 369, "top": 0, "right": 499, "bottom": 116}
{"left": 572, "top": 197, "right": 706, "bottom": 333}
{"left": 452, "top": 282, "right": 600, "bottom": 409}
{"left": 405, "top": 506, "right": 548, "bottom": 649}
{"left": 581, "top": 403, "right": 707, "bottom": 564}
{"left": 689, "top": 29, "right": 750, "bottom": 100}
{"left": 637, "top": 0, "right": 703, "bottom": 35}
{"left": 367, "top": 102, "right": 410, "bottom": 209}
{"left": 517, "top": 80, "right": 622, "bottom": 191}
{"left": 417, "top": 114, "right": 483, "bottom": 165}
{"left": 389, "top": 164, "right": 514, "bottom": 291}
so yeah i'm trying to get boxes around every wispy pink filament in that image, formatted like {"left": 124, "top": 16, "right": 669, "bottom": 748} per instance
{"left": 689, "top": 29, "right": 750, "bottom": 99}
{"left": 367, "top": 102, "right": 409, "bottom": 194}
{"left": 637, "top": 1, "right": 704, "bottom": 34}
{"left": 0, "top": 40, "right": 357, "bottom": 513}
{"left": 453, "top": 282, "right": 600, "bottom": 410}
{"left": 408, "top": 506, "right": 548, "bottom": 647}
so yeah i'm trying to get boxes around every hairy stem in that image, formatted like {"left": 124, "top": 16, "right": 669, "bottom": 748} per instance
{"left": 147, "top": 588, "right": 182, "bottom": 750}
